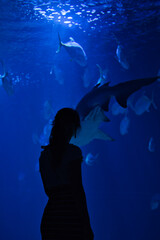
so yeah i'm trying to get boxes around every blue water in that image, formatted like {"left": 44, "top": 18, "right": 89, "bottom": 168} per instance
{"left": 0, "top": 0, "right": 160, "bottom": 239}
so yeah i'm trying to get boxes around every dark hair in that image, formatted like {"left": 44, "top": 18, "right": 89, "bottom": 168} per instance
{"left": 42, "top": 108, "right": 80, "bottom": 167}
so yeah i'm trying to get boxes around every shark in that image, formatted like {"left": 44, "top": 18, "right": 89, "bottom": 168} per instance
{"left": 71, "top": 76, "right": 158, "bottom": 146}
{"left": 56, "top": 33, "right": 87, "bottom": 67}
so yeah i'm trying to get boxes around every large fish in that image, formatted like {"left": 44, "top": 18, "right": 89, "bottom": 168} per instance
{"left": 71, "top": 76, "right": 158, "bottom": 146}
{"left": 56, "top": 33, "right": 87, "bottom": 67}
{"left": 76, "top": 76, "right": 158, "bottom": 120}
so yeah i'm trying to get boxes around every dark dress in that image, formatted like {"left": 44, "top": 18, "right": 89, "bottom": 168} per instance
{"left": 39, "top": 143, "right": 94, "bottom": 240}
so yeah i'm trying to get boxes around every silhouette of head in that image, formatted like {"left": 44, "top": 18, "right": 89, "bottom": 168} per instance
{"left": 49, "top": 108, "right": 81, "bottom": 146}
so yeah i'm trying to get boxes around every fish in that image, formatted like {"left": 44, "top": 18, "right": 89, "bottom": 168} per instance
{"left": 76, "top": 76, "right": 158, "bottom": 121}
{"left": 120, "top": 115, "right": 130, "bottom": 135}
{"left": 32, "top": 120, "right": 52, "bottom": 146}
{"left": 148, "top": 137, "right": 155, "bottom": 153}
{"left": 51, "top": 64, "right": 64, "bottom": 85}
{"left": 56, "top": 33, "right": 87, "bottom": 67}
{"left": 0, "top": 61, "right": 14, "bottom": 95}
{"left": 18, "top": 172, "right": 25, "bottom": 181}
{"left": 129, "top": 92, "right": 157, "bottom": 115}
{"left": 111, "top": 100, "right": 127, "bottom": 116}
{"left": 82, "top": 67, "right": 90, "bottom": 88}
{"left": 43, "top": 100, "right": 54, "bottom": 120}
{"left": 116, "top": 45, "right": 129, "bottom": 70}
{"left": 151, "top": 194, "right": 160, "bottom": 210}
{"left": 96, "top": 64, "right": 109, "bottom": 86}
{"left": 0, "top": 60, "right": 6, "bottom": 80}
{"left": 71, "top": 76, "right": 158, "bottom": 146}
{"left": 85, "top": 153, "right": 99, "bottom": 166}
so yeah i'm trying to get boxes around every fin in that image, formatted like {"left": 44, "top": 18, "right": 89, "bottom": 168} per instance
{"left": 99, "top": 108, "right": 110, "bottom": 122}
{"left": 96, "top": 64, "right": 103, "bottom": 79}
{"left": 93, "top": 83, "right": 101, "bottom": 89}
{"left": 2, "top": 76, "right": 14, "bottom": 95}
{"left": 116, "top": 96, "right": 128, "bottom": 108}
{"left": 56, "top": 33, "right": 62, "bottom": 54}
{"left": 95, "top": 129, "right": 114, "bottom": 141}
{"left": 100, "top": 82, "right": 111, "bottom": 88}
{"left": 113, "top": 77, "right": 158, "bottom": 109}
{"left": 69, "top": 37, "right": 74, "bottom": 42}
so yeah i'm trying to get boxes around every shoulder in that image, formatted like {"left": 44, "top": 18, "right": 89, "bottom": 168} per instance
{"left": 65, "top": 144, "right": 83, "bottom": 161}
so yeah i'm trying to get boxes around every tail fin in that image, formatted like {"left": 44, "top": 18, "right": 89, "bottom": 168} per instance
{"left": 56, "top": 33, "right": 62, "bottom": 54}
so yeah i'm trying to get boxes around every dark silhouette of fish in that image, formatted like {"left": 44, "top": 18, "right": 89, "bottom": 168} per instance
{"left": 76, "top": 76, "right": 159, "bottom": 120}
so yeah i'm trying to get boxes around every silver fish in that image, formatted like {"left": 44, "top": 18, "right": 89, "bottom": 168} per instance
{"left": 120, "top": 115, "right": 130, "bottom": 135}
{"left": 116, "top": 45, "right": 129, "bottom": 70}
{"left": 56, "top": 33, "right": 87, "bottom": 67}
{"left": 148, "top": 137, "right": 155, "bottom": 153}
{"left": 129, "top": 92, "right": 157, "bottom": 115}
{"left": 85, "top": 153, "right": 99, "bottom": 166}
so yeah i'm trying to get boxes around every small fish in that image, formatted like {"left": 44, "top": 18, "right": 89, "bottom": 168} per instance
{"left": 85, "top": 153, "right": 99, "bottom": 166}
{"left": 148, "top": 137, "right": 155, "bottom": 152}
{"left": 56, "top": 33, "right": 87, "bottom": 67}
{"left": 96, "top": 64, "right": 109, "bottom": 86}
{"left": 43, "top": 121, "right": 52, "bottom": 136}
{"left": 43, "top": 100, "right": 54, "bottom": 120}
{"left": 39, "top": 120, "right": 53, "bottom": 146}
{"left": 129, "top": 92, "right": 157, "bottom": 115}
{"left": 116, "top": 45, "right": 129, "bottom": 70}
{"left": 82, "top": 67, "right": 90, "bottom": 88}
{"left": 111, "top": 101, "right": 127, "bottom": 116}
{"left": 120, "top": 115, "right": 130, "bottom": 135}
{"left": 52, "top": 64, "right": 64, "bottom": 85}
{"left": 151, "top": 194, "right": 160, "bottom": 210}
{"left": 18, "top": 172, "right": 25, "bottom": 181}
{"left": 0, "top": 61, "right": 14, "bottom": 95}
{"left": 32, "top": 120, "right": 52, "bottom": 146}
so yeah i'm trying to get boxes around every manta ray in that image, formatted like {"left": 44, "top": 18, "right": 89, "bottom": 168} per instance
{"left": 71, "top": 76, "right": 158, "bottom": 146}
